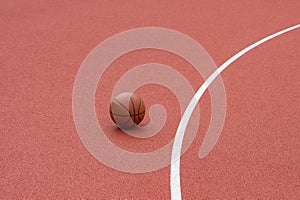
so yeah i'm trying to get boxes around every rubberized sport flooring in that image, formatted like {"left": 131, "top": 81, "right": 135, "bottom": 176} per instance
{"left": 1, "top": 1, "right": 299, "bottom": 199}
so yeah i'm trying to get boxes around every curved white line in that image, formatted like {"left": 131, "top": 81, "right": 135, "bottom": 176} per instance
{"left": 170, "top": 24, "right": 300, "bottom": 200}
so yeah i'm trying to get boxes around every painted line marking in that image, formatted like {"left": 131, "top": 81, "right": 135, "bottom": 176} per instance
{"left": 170, "top": 24, "right": 300, "bottom": 200}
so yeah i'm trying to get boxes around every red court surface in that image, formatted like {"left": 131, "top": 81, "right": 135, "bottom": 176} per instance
{"left": 1, "top": 1, "right": 299, "bottom": 199}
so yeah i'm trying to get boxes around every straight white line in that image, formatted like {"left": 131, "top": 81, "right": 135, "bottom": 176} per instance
{"left": 170, "top": 24, "right": 300, "bottom": 200}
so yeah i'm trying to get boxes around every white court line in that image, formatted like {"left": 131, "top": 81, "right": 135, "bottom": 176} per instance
{"left": 170, "top": 24, "right": 300, "bottom": 200}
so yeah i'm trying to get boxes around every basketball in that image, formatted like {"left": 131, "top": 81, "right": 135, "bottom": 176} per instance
{"left": 110, "top": 92, "right": 145, "bottom": 129}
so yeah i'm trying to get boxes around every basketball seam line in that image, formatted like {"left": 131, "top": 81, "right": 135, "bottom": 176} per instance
{"left": 111, "top": 98, "right": 132, "bottom": 126}
{"left": 137, "top": 97, "right": 142, "bottom": 122}
{"left": 113, "top": 99, "right": 129, "bottom": 112}
{"left": 129, "top": 96, "right": 136, "bottom": 123}
{"left": 119, "top": 116, "right": 133, "bottom": 126}
{"left": 110, "top": 111, "right": 145, "bottom": 117}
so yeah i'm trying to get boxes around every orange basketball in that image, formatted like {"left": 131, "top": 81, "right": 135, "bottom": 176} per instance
{"left": 109, "top": 92, "right": 145, "bottom": 129}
